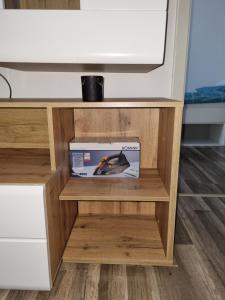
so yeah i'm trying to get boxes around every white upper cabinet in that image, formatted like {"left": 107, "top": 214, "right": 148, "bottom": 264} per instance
{"left": 0, "top": 2, "right": 168, "bottom": 65}
{"left": 81, "top": 0, "right": 168, "bottom": 11}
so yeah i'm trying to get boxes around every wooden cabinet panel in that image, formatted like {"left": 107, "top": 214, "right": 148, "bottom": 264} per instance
{"left": 45, "top": 0, "right": 80, "bottom": 9}
{"left": 4, "top": 0, "right": 20, "bottom": 8}
{"left": 0, "top": 108, "right": 49, "bottom": 149}
{"left": 20, "top": 0, "right": 45, "bottom": 9}
{"left": 5, "top": 0, "right": 80, "bottom": 9}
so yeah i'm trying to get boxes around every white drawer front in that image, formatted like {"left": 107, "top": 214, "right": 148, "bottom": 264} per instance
{"left": 0, "top": 185, "right": 46, "bottom": 239}
{"left": 0, "top": 239, "right": 50, "bottom": 290}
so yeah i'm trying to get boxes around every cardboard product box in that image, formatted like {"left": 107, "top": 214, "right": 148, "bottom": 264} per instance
{"left": 69, "top": 137, "right": 140, "bottom": 178}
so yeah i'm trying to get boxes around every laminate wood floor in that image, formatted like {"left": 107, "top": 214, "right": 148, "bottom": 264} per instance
{"left": 179, "top": 146, "right": 225, "bottom": 196}
{"left": 1, "top": 146, "right": 225, "bottom": 300}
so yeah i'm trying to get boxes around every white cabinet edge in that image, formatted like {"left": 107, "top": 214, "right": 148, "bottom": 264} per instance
{"left": 42, "top": 184, "right": 53, "bottom": 285}
{"left": 80, "top": 0, "right": 168, "bottom": 11}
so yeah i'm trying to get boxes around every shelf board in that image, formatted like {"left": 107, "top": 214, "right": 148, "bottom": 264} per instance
{"left": 63, "top": 215, "right": 169, "bottom": 266}
{"left": 59, "top": 169, "right": 169, "bottom": 202}
{"left": 0, "top": 98, "right": 183, "bottom": 108}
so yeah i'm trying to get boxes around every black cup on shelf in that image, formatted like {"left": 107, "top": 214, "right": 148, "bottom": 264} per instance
{"left": 81, "top": 76, "right": 104, "bottom": 102}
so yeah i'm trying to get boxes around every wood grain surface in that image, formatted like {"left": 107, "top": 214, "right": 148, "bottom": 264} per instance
{"left": 63, "top": 215, "right": 167, "bottom": 266}
{"left": 0, "top": 148, "right": 51, "bottom": 183}
{"left": 161, "top": 107, "right": 183, "bottom": 259}
{"left": 0, "top": 98, "right": 183, "bottom": 108}
{"left": 0, "top": 108, "right": 49, "bottom": 149}
{"left": 5, "top": 0, "right": 80, "bottom": 9}
{"left": 47, "top": 108, "right": 74, "bottom": 171}
{"left": 45, "top": 108, "right": 77, "bottom": 282}
{"left": 60, "top": 169, "right": 169, "bottom": 202}
{"left": 78, "top": 201, "right": 156, "bottom": 217}
{"left": 45, "top": 167, "right": 77, "bottom": 283}
{"left": 74, "top": 108, "right": 159, "bottom": 169}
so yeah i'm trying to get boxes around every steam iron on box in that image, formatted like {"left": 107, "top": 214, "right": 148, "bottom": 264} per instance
{"left": 94, "top": 151, "right": 130, "bottom": 175}
{"left": 69, "top": 137, "right": 140, "bottom": 178}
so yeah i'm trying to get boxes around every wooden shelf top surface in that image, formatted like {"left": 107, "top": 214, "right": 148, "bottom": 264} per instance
{"left": 0, "top": 149, "right": 52, "bottom": 184}
{"left": 60, "top": 169, "right": 169, "bottom": 202}
{"left": 0, "top": 98, "right": 183, "bottom": 108}
{"left": 63, "top": 214, "right": 169, "bottom": 266}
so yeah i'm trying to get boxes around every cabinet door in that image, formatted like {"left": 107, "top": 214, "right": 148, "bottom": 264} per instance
{"left": 0, "top": 185, "right": 46, "bottom": 238}
{"left": 0, "top": 238, "right": 51, "bottom": 290}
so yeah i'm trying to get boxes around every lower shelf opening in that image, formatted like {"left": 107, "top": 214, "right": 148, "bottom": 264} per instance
{"left": 63, "top": 214, "right": 170, "bottom": 266}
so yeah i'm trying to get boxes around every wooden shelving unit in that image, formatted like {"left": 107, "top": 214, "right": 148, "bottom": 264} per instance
{"left": 0, "top": 98, "right": 183, "bottom": 269}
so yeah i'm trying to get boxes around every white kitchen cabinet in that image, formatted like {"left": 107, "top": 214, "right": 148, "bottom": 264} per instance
{"left": 0, "top": 185, "right": 46, "bottom": 239}
{"left": 0, "top": 10, "right": 167, "bottom": 65}
{"left": 0, "top": 239, "right": 50, "bottom": 290}
{"left": 0, "top": 184, "right": 51, "bottom": 290}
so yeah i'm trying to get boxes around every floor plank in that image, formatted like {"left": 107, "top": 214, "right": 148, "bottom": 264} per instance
{"left": 174, "top": 214, "right": 193, "bottom": 245}
{"left": 202, "top": 197, "right": 225, "bottom": 226}
{"left": 127, "top": 266, "right": 151, "bottom": 300}
{"left": 178, "top": 197, "right": 225, "bottom": 287}
{"left": 179, "top": 146, "right": 225, "bottom": 196}
{"left": 0, "top": 291, "right": 9, "bottom": 300}
{"left": 84, "top": 264, "right": 100, "bottom": 300}
{"left": 154, "top": 260, "right": 197, "bottom": 300}
{"left": 98, "top": 265, "right": 128, "bottom": 300}
{"left": 175, "top": 245, "right": 223, "bottom": 300}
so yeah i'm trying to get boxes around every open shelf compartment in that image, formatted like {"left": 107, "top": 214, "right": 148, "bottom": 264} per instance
{"left": 59, "top": 105, "right": 179, "bottom": 203}
{"left": 63, "top": 214, "right": 168, "bottom": 266}
{"left": 46, "top": 100, "right": 182, "bottom": 265}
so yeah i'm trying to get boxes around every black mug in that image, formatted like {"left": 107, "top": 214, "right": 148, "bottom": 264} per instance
{"left": 81, "top": 76, "right": 104, "bottom": 102}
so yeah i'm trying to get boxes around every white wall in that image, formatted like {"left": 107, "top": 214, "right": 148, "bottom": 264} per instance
{"left": 0, "top": 67, "right": 10, "bottom": 97}
{"left": 186, "top": 0, "right": 225, "bottom": 92}
{"left": 0, "top": 0, "right": 191, "bottom": 99}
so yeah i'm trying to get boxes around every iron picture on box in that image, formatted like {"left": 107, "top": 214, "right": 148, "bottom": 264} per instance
{"left": 69, "top": 137, "right": 140, "bottom": 178}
